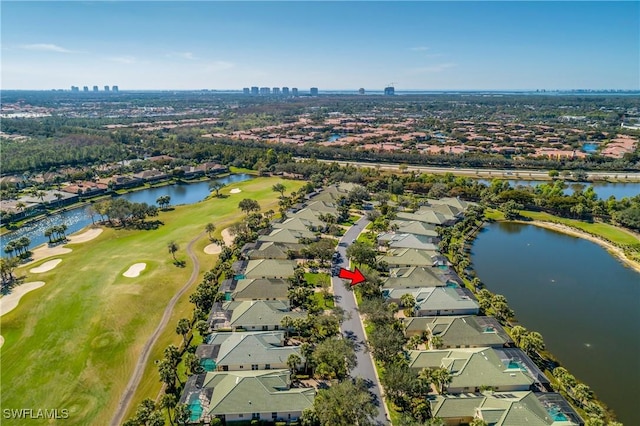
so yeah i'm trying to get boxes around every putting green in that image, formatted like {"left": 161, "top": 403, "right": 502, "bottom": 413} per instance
{"left": 0, "top": 176, "right": 305, "bottom": 426}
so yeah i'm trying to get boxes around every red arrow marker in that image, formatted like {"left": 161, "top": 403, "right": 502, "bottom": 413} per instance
{"left": 338, "top": 267, "right": 366, "bottom": 286}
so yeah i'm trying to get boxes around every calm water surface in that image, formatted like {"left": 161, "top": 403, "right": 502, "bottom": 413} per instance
{"left": 472, "top": 222, "right": 640, "bottom": 424}
{"left": 1, "top": 174, "right": 253, "bottom": 252}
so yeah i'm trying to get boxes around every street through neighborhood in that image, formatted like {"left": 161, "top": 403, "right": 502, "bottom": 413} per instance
{"left": 331, "top": 217, "right": 391, "bottom": 426}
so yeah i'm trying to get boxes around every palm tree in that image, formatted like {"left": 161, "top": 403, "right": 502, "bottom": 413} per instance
{"left": 429, "top": 335, "right": 444, "bottom": 350}
{"left": 408, "top": 334, "right": 423, "bottom": 350}
{"left": 281, "top": 315, "right": 294, "bottom": 339}
{"left": 44, "top": 228, "right": 54, "bottom": 244}
{"left": 209, "top": 180, "right": 225, "bottom": 197}
{"left": 53, "top": 192, "right": 64, "bottom": 207}
{"left": 205, "top": 223, "right": 216, "bottom": 239}
{"left": 431, "top": 367, "right": 453, "bottom": 394}
{"left": 272, "top": 183, "right": 287, "bottom": 198}
{"left": 510, "top": 325, "right": 527, "bottom": 347}
{"left": 168, "top": 241, "right": 179, "bottom": 262}
{"left": 287, "top": 353, "right": 302, "bottom": 376}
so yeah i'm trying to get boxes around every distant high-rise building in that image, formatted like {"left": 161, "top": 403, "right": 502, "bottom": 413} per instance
{"left": 243, "top": 87, "right": 250, "bottom": 95}
{"left": 104, "top": 85, "right": 110, "bottom": 92}
{"left": 272, "top": 87, "right": 281, "bottom": 95}
{"left": 359, "top": 88, "right": 365, "bottom": 95}
{"left": 93, "top": 85, "right": 99, "bottom": 92}
{"left": 112, "top": 85, "right": 119, "bottom": 92}
{"left": 71, "top": 86, "right": 79, "bottom": 92}
{"left": 291, "top": 88, "right": 298, "bottom": 96}
{"left": 310, "top": 87, "right": 319, "bottom": 96}
{"left": 83, "top": 86, "right": 89, "bottom": 92}
{"left": 251, "top": 86, "right": 259, "bottom": 95}
{"left": 282, "top": 87, "right": 290, "bottom": 96}
{"left": 384, "top": 86, "right": 395, "bottom": 96}
{"left": 260, "top": 87, "right": 270, "bottom": 95}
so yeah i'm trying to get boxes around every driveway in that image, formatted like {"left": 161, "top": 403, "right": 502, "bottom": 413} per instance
{"left": 332, "top": 216, "right": 390, "bottom": 425}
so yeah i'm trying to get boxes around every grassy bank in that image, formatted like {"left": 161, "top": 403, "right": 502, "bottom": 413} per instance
{"left": 0, "top": 177, "right": 305, "bottom": 426}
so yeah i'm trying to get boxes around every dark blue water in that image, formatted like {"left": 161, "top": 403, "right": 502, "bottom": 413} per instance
{"left": 1, "top": 174, "right": 252, "bottom": 253}
{"left": 472, "top": 222, "right": 640, "bottom": 424}
{"left": 476, "top": 179, "right": 640, "bottom": 200}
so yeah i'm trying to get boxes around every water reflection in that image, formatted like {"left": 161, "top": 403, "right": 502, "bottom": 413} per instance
{"left": 1, "top": 174, "right": 253, "bottom": 253}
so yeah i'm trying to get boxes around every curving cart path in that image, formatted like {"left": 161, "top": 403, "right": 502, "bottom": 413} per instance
{"left": 110, "top": 232, "right": 204, "bottom": 426}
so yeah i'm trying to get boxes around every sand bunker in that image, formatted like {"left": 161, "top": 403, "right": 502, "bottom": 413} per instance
{"left": 221, "top": 228, "right": 235, "bottom": 246}
{"left": 20, "top": 246, "right": 72, "bottom": 268}
{"left": 0, "top": 335, "right": 4, "bottom": 348}
{"left": 67, "top": 228, "right": 103, "bottom": 244}
{"left": 0, "top": 281, "right": 46, "bottom": 317}
{"left": 204, "top": 243, "right": 222, "bottom": 255}
{"left": 123, "top": 263, "right": 147, "bottom": 278}
{"left": 29, "top": 259, "right": 62, "bottom": 274}
{"left": 229, "top": 188, "right": 242, "bottom": 194}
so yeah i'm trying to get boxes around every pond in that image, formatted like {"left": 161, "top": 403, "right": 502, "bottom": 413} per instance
{"left": 1, "top": 174, "right": 253, "bottom": 253}
{"left": 471, "top": 222, "right": 640, "bottom": 424}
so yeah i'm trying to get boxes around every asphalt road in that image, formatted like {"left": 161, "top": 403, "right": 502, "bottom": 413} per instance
{"left": 299, "top": 158, "right": 640, "bottom": 182}
{"left": 332, "top": 216, "right": 391, "bottom": 426}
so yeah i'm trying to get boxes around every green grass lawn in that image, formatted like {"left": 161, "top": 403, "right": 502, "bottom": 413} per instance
{"left": 484, "top": 207, "right": 638, "bottom": 247}
{"left": 518, "top": 210, "right": 640, "bottom": 246}
{"left": 0, "top": 176, "right": 305, "bottom": 426}
{"left": 309, "top": 292, "right": 335, "bottom": 310}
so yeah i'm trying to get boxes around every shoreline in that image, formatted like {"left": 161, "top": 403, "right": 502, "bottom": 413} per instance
{"left": 511, "top": 219, "right": 640, "bottom": 274}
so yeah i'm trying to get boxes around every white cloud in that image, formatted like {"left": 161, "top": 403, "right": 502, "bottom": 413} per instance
{"left": 407, "top": 63, "right": 456, "bottom": 74}
{"left": 20, "top": 44, "right": 74, "bottom": 53}
{"left": 108, "top": 56, "right": 137, "bottom": 64}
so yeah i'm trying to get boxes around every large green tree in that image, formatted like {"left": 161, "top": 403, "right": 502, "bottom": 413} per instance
{"left": 307, "top": 379, "right": 377, "bottom": 426}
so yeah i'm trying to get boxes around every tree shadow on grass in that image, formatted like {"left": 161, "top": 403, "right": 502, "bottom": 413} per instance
{"left": 173, "top": 260, "right": 187, "bottom": 268}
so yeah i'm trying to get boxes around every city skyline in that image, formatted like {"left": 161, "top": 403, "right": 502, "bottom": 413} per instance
{"left": 1, "top": 1, "right": 638, "bottom": 91}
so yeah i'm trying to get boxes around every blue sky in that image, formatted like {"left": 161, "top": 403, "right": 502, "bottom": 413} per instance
{"left": 2, "top": 1, "right": 638, "bottom": 90}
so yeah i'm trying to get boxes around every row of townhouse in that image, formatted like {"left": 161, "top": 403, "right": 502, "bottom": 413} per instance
{"left": 375, "top": 197, "right": 584, "bottom": 426}
{"left": 179, "top": 183, "right": 355, "bottom": 424}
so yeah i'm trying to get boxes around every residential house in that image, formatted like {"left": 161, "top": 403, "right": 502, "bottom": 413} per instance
{"left": 377, "top": 233, "right": 439, "bottom": 251}
{"left": 390, "top": 220, "right": 438, "bottom": 237}
{"left": 242, "top": 259, "right": 297, "bottom": 280}
{"left": 196, "top": 331, "right": 301, "bottom": 372}
{"left": 179, "top": 370, "right": 315, "bottom": 424}
{"left": 133, "top": 169, "right": 170, "bottom": 182}
{"left": 243, "top": 241, "right": 292, "bottom": 260}
{"left": 408, "top": 347, "right": 547, "bottom": 393}
{"left": 220, "top": 278, "right": 290, "bottom": 301}
{"left": 273, "top": 217, "right": 321, "bottom": 233}
{"left": 384, "top": 287, "right": 479, "bottom": 316}
{"left": 403, "top": 316, "right": 514, "bottom": 348}
{"left": 208, "top": 300, "right": 304, "bottom": 331}
{"left": 429, "top": 391, "right": 583, "bottom": 426}
{"left": 378, "top": 248, "right": 438, "bottom": 268}
{"left": 383, "top": 266, "right": 454, "bottom": 290}
{"left": 259, "top": 228, "right": 317, "bottom": 245}
{"left": 396, "top": 210, "right": 453, "bottom": 226}
{"left": 413, "top": 287, "right": 479, "bottom": 316}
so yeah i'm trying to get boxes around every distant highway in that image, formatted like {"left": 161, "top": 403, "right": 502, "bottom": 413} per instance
{"left": 295, "top": 158, "right": 640, "bottom": 182}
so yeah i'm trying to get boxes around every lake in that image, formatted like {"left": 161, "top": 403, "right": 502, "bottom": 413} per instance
{"left": 476, "top": 179, "right": 640, "bottom": 200}
{"left": 1, "top": 174, "right": 253, "bottom": 252}
{"left": 471, "top": 222, "right": 640, "bottom": 424}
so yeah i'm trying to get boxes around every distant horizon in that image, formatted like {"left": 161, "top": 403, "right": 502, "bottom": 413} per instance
{"left": 3, "top": 88, "right": 639, "bottom": 93}
{"left": 2, "top": 2, "right": 638, "bottom": 91}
